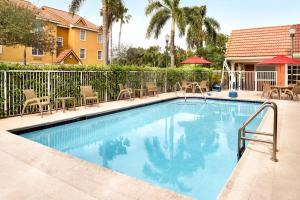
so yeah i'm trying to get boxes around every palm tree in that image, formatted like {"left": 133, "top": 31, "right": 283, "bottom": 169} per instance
{"left": 145, "top": 0, "right": 186, "bottom": 67}
{"left": 183, "top": 6, "right": 220, "bottom": 49}
{"left": 116, "top": 5, "right": 131, "bottom": 55}
{"left": 69, "top": 0, "right": 109, "bottom": 65}
{"left": 101, "top": 0, "right": 126, "bottom": 64}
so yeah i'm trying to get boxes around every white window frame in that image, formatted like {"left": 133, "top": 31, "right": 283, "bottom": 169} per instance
{"left": 0, "top": 45, "right": 3, "bottom": 54}
{"left": 98, "top": 33, "right": 103, "bottom": 44}
{"left": 31, "top": 47, "right": 43, "bottom": 56}
{"left": 80, "top": 29, "right": 86, "bottom": 41}
{"left": 57, "top": 37, "right": 64, "bottom": 48}
{"left": 97, "top": 50, "right": 102, "bottom": 60}
{"left": 80, "top": 48, "right": 86, "bottom": 59}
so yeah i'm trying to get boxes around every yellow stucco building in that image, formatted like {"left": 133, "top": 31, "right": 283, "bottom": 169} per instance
{"left": 0, "top": 1, "right": 104, "bottom": 65}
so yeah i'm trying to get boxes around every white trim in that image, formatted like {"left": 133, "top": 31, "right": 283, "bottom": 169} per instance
{"left": 57, "top": 24, "right": 70, "bottom": 29}
{"left": 0, "top": 45, "right": 3, "bottom": 54}
{"left": 57, "top": 37, "right": 64, "bottom": 48}
{"left": 97, "top": 50, "right": 102, "bottom": 60}
{"left": 80, "top": 29, "right": 86, "bottom": 41}
{"left": 71, "top": 24, "right": 99, "bottom": 32}
{"left": 98, "top": 33, "right": 103, "bottom": 44}
{"left": 31, "top": 47, "right": 44, "bottom": 56}
{"left": 285, "top": 64, "right": 288, "bottom": 86}
{"left": 79, "top": 48, "right": 86, "bottom": 60}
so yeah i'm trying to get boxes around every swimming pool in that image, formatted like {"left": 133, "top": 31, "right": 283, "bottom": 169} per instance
{"left": 21, "top": 99, "right": 264, "bottom": 200}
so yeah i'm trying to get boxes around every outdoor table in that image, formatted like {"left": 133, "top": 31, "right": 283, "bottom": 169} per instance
{"left": 134, "top": 89, "right": 147, "bottom": 98}
{"left": 55, "top": 97, "right": 76, "bottom": 112}
{"left": 271, "top": 85, "right": 293, "bottom": 99}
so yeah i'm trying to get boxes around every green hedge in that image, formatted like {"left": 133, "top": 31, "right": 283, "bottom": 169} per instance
{"left": 0, "top": 62, "right": 216, "bottom": 73}
{"left": 0, "top": 63, "right": 224, "bottom": 118}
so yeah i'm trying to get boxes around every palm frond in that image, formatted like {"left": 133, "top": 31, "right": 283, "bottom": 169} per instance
{"left": 69, "top": 0, "right": 86, "bottom": 14}
{"left": 146, "top": 8, "right": 170, "bottom": 39}
{"left": 145, "top": 1, "right": 164, "bottom": 16}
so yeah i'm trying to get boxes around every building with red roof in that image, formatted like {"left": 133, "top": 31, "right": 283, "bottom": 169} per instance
{"left": 226, "top": 24, "right": 300, "bottom": 88}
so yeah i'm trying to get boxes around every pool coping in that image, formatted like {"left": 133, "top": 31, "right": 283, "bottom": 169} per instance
{"left": 9, "top": 96, "right": 265, "bottom": 134}
{"left": 0, "top": 92, "right": 273, "bottom": 200}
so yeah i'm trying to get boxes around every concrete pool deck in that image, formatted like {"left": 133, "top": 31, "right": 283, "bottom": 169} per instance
{"left": 0, "top": 91, "right": 299, "bottom": 200}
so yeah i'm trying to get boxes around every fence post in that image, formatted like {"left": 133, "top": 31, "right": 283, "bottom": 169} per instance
{"left": 141, "top": 71, "right": 143, "bottom": 90}
{"left": 238, "top": 71, "right": 242, "bottom": 90}
{"left": 105, "top": 71, "right": 108, "bottom": 102}
{"left": 3, "top": 71, "right": 7, "bottom": 116}
{"left": 164, "top": 71, "right": 167, "bottom": 93}
{"left": 47, "top": 71, "right": 51, "bottom": 97}
{"left": 255, "top": 71, "right": 258, "bottom": 91}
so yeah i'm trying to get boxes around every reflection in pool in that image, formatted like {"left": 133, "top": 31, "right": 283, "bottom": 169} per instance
{"left": 22, "top": 99, "right": 264, "bottom": 200}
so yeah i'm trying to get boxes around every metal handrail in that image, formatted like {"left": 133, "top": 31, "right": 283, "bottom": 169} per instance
{"left": 175, "top": 82, "right": 187, "bottom": 101}
{"left": 193, "top": 82, "right": 207, "bottom": 101}
{"left": 238, "top": 101, "right": 278, "bottom": 162}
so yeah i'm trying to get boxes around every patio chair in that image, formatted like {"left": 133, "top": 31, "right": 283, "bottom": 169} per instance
{"left": 181, "top": 80, "right": 193, "bottom": 93}
{"left": 117, "top": 84, "right": 133, "bottom": 100}
{"left": 21, "top": 89, "right": 52, "bottom": 117}
{"left": 199, "top": 80, "right": 209, "bottom": 92}
{"left": 146, "top": 82, "right": 158, "bottom": 96}
{"left": 284, "top": 85, "right": 300, "bottom": 100}
{"left": 261, "top": 83, "right": 277, "bottom": 99}
{"left": 80, "top": 86, "right": 99, "bottom": 108}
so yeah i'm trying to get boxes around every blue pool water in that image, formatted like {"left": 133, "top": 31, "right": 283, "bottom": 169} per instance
{"left": 21, "top": 99, "right": 264, "bottom": 200}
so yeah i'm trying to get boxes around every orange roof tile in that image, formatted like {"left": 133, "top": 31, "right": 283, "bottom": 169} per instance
{"left": 55, "top": 49, "right": 82, "bottom": 64}
{"left": 7, "top": 0, "right": 59, "bottom": 23}
{"left": 226, "top": 24, "right": 300, "bottom": 58}
{"left": 41, "top": 6, "right": 101, "bottom": 31}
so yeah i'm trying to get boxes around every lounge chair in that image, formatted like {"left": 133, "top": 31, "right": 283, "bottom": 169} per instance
{"left": 284, "top": 85, "right": 300, "bottom": 100}
{"left": 117, "top": 84, "right": 133, "bottom": 100}
{"left": 21, "top": 89, "right": 52, "bottom": 117}
{"left": 181, "top": 81, "right": 193, "bottom": 93}
{"left": 80, "top": 86, "right": 99, "bottom": 108}
{"left": 146, "top": 82, "right": 158, "bottom": 96}
{"left": 199, "top": 80, "right": 209, "bottom": 92}
{"left": 261, "top": 83, "right": 277, "bottom": 99}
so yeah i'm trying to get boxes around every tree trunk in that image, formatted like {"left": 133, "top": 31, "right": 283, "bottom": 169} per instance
{"left": 118, "top": 21, "right": 123, "bottom": 56}
{"left": 109, "top": 25, "right": 113, "bottom": 64}
{"left": 170, "top": 19, "right": 176, "bottom": 67}
{"left": 23, "top": 47, "right": 27, "bottom": 65}
{"left": 102, "top": 0, "right": 108, "bottom": 65}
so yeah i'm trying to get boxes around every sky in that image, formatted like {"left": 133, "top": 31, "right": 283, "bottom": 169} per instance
{"left": 31, "top": 0, "right": 300, "bottom": 49}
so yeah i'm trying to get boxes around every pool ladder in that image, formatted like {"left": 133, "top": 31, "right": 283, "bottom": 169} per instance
{"left": 174, "top": 82, "right": 206, "bottom": 102}
{"left": 238, "top": 101, "right": 278, "bottom": 162}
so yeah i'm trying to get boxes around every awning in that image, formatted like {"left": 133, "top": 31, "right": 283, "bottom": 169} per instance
{"left": 180, "top": 56, "right": 212, "bottom": 65}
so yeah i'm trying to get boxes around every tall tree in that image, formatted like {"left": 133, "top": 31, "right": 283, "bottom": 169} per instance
{"left": 0, "top": 0, "right": 55, "bottom": 65}
{"left": 116, "top": 5, "right": 131, "bottom": 55}
{"left": 145, "top": 0, "right": 186, "bottom": 67}
{"left": 69, "top": 0, "right": 109, "bottom": 65}
{"left": 183, "top": 6, "right": 220, "bottom": 49}
{"left": 100, "top": 0, "right": 127, "bottom": 64}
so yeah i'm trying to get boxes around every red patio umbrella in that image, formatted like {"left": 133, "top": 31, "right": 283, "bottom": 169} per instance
{"left": 180, "top": 56, "right": 212, "bottom": 65}
{"left": 258, "top": 55, "right": 300, "bottom": 65}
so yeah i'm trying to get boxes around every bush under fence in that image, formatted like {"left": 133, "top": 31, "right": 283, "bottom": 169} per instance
{"left": 0, "top": 65, "right": 223, "bottom": 118}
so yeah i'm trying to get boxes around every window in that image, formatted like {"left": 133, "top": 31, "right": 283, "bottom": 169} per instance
{"left": 287, "top": 65, "right": 300, "bottom": 84}
{"left": 80, "top": 48, "right": 86, "bottom": 59}
{"left": 57, "top": 37, "right": 63, "bottom": 48}
{"left": 97, "top": 51, "right": 102, "bottom": 60}
{"left": 32, "top": 47, "right": 43, "bottom": 56}
{"left": 0, "top": 45, "right": 3, "bottom": 54}
{"left": 80, "top": 29, "right": 86, "bottom": 41}
{"left": 33, "top": 23, "right": 43, "bottom": 33}
{"left": 98, "top": 34, "right": 103, "bottom": 44}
